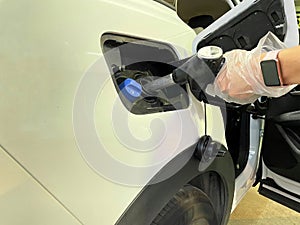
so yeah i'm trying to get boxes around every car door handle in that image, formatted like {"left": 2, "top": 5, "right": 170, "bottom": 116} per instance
{"left": 290, "top": 90, "right": 300, "bottom": 96}
{"left": 271, "top": 111, "right": 300, "bottom": 126}
{"left": 289, "top": 86, "right": 300, "bottom": 96}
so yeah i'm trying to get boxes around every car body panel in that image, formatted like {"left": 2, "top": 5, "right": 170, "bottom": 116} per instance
{"left": 231, "top": 118, "right": 264, "bottom": 211}
{"left": 0, "top": 146, "right": 80, "bottom": 225}
{"left": 1, "top": 0, "right": 299, "bottom": 224}
{"left": 0, "top": 0, "right": 229, "bottom": 224}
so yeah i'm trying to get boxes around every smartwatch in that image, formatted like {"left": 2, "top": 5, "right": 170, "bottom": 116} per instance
{"left": 260, "top": 50, "right": 284, "bottom": 86}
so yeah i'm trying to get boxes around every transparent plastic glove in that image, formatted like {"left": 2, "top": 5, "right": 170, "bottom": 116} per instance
{"left": 206, "top": 32, "right": 296, "bottom": 104}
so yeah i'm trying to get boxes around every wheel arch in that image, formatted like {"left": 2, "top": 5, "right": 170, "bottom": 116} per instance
{"left": 115, "top": 143, "right": 235, "bottom": 225}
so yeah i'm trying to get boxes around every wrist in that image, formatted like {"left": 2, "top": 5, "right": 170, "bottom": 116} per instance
{"left": 260, "top": 50, "right": 284, "bottom": 86}
{"left": 277, "top": 48, "right": 293, "bottom": 85}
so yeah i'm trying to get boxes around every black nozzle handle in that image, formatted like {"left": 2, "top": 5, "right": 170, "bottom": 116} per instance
{"left": 171, "top": 51, "right": 225, "bottom": 90}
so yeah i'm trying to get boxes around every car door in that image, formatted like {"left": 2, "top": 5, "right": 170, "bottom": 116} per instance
{"left": 255, "top": 2, "right": 300, "bottom": 211}
{"left": 191, "top": 0, "right": 300, "bottom": 213}
{"left": 259, "top": 88, "right": 300, "bottom": 212}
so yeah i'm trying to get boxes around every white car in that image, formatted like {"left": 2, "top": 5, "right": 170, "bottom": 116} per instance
{"left": 0, "top": 0, "right": 299, "bottom": 224}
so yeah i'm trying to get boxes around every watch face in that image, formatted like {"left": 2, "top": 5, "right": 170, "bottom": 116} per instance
{"left": 260, "top": 60, "right": 281, "bottom": 86}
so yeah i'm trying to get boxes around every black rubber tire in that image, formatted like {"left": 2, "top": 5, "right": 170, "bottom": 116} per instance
{"left": 151, "top": 185, "right": 218, "bottom": 225}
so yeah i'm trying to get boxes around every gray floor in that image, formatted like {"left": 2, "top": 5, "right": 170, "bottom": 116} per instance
{"left": 228, "top": 186, "right": 300, "bottom": 225}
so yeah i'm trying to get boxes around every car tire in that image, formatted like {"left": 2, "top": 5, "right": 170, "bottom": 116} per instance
{"left": 151, "top": 185, "right": 218, "bottom": 225}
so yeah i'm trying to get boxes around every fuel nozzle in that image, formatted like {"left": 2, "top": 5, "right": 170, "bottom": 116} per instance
{"left": 142, "top": 46, "right": 225, "bottom": 95}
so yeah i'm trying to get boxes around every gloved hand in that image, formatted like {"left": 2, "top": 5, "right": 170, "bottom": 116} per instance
{"left": 206, "top": 32, "right": 296, "bottom": 104}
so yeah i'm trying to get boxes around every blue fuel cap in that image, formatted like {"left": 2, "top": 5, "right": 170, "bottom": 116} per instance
{"left": 119, "top": 78, "right": 142, "bottom": 102}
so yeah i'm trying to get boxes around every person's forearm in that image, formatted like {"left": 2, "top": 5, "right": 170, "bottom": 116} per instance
{"left": 278, "top": 46, "right": 300, "bottom": 85}
{"left": 212, "top": 32, "right": 296, "bottom": 104}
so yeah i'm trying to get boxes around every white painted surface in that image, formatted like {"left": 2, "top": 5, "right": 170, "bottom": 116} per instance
{"left": 0, "top": 147, "right": 80, "bottom": 224}
{"left": 0, "top": 0, "right": 198, "bottom": 224}
{"left": 232, "top": 118, "right": 263, "bottom": 211}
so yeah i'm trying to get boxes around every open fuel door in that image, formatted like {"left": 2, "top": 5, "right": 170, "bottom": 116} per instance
{"left": 192, "top": 0, "right": 300, "bottom": 212}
